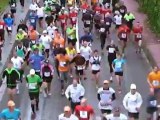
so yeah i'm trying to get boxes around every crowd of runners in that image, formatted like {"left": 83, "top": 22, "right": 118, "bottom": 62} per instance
{"left": 0, "top": 0, "right": 160, "bottom": 119}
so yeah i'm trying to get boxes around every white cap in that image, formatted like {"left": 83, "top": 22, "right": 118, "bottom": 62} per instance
{"left": 30, "top": 69, "right": 35, "bottom": 75}
{"left": 43, "top": 30, "right": 47, "bottom": 34}
{"left": 130, "top": 83, "right": 136, "bottom": 89}
{"left": 62, "top": 7, "right": 65, "bottom": 9}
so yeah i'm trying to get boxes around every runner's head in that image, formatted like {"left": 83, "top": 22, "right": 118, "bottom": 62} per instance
{"left": 103, "top": 80, "right": 110, "bottom": 89}
{"left": 33, "top": 48, "right": 39, "bottom": 54}
{"left": 73, "top": 79, "right": 78, "bottom": 87}
{"left": 7, "top": 62, "right": 13, "bottom": 69}
{"left": 7, "top": 100, "right": 15, "bottom": 110}
{"left": 83, "top": 41, "right": 88, "bottom": 47}
{"left": 68, "top": 42, "right": 74, "bottom": 49}
{"left": 18, "top": 29, "right": 23, "bottom": 34}
{"left": 44, "top": 59, "right": 49, "bottom": 65}
{"left": 81, "top": 98, "right": 87, "bottom": 107}
{"left": 64, "top": 106, "right": 72, "bottom": 117}
{"left": 93, "top": 49, "right": 98, "bottom": 57}
{"left": 116, "top": 53, "right": 121, "bottom": 59}
{"left": 113, "top": 106, "right": 121, "bottom": 117}
{"left": 18, "top": 41, "right": 23, "bottom": 47}
{"left": 59, "top": 48, "right": 66, "bottom": 56}
{"left": 153, "top": 66, "right": 159, "bottom": 73}
{"left": 43, "top": 30, "right": 48, "bottom": 36}
{"left": 30, "top": 69, "right": 35, "bottom": 76}
{"left": 130, "top": 83, "right": 137, "bottom": 95}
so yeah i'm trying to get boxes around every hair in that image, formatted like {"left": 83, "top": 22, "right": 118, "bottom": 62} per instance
{"left": 93, "top": 49, "right": 98, "bottom": 53}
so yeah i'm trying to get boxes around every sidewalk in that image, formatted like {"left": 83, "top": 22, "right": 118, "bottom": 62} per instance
{"left": 123, "top": 0, "right": 160, "bottom": 68}
{"left": 0, "top": 0, "right": 30, "bottom": 100}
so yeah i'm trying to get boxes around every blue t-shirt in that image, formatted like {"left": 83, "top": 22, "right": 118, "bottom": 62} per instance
{"left": 29, "top": 54, "right": 45, "bottom": 71}
{"left": 29, "top": 14, "right": 38, "bottom": 26}
{"left": 0, "top": 108, "right": 20, "bottom": 120}
{"left": 113, "top": 58, "right": 125, "bottom": 72}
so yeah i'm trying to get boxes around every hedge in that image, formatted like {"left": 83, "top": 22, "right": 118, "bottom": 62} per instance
{"left": 137, "top": 0, "right": 160, "bottom": 36}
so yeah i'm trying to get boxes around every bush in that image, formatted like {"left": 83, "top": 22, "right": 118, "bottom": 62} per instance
{"left": 137, "top": 0, "right": 160, "bottom": 36}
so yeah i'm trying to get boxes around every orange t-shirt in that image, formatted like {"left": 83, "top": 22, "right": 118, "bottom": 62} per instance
{"left": 148, "top": 71, "right": 160, "bottom": 88}
{"left": 56, "top": 54, "right": 70, "bottom": 72}
{"left": 28, "top": 30, "right": 38, "bottom": 40}
{"left": 53, "top": 36, "right": 65, "bottom": 48}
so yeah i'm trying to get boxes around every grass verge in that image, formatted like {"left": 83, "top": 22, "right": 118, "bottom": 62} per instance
{"left": 0, "top": 0, "right": 9, "bottom": 13}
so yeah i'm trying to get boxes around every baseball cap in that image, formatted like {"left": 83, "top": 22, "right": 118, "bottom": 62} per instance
{"left": 43, "top": 30, "right": 47, "bottom": 34}
{"left": 7, "top": 100, "right": 15, "bottom": 107}
{"left": 130, "top": 83, "right": 136, "bottom": 89}
{"left": 30, "top": 69, "right": 35, "bottom": 75}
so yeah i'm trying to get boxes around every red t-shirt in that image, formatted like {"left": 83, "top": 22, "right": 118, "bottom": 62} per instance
{"left": 69, "top": 12, "right": 78, "bottom": 23}
{"left": 0, "top": 21, "right": 5, "bottom": 30}
{"left": 101, "top": 8, "right": 111, "bottom": 15}
{"left": 81, "top": 3, "right": 89, "bottom": 10}
{"left": 94, "top": 6, "right": 102, "bottom": 13}
{"left": 75, "top": 105, "right": 94, "bottom": 120}
{"left": 118, "top": 25, "right": 130, "bottom": 33}
{"left": 133, "top": 26, "right": 143, "bottom": 33}
{"left": 59, "top": 14, "right": 68, "bottom": 24}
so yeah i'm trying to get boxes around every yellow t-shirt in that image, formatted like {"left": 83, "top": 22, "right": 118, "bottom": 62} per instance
{"left": 66, "top": 47, "right": 76, "bottom": 58}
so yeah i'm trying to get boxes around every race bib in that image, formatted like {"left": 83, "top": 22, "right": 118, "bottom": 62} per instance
{"left": 35, "top": 70, "right": 40, "bottom": 72}
{"left": 150, "top": 100, "right": 157, "bottom": 106}
{"left": 121, "top": 33, "right": 126, "bottom": 38}
{"left": 0, "top": 25, "right": 3, "bottom": 29}
{"left": 82, "top": 9, "right": 86, "bottom": 13}
{"left": 72, "top": 17, "right": 76, "bottom": 21}
{"left": 80, "top": 111, "right": 88, "bottom": 118}
{"left": 136, "top": 33, "right": 142, "bottom": 38}
{"left": 106, "top": 22, "right": 110, "bottom": 25}
{"left": 86, "top": 20, "right": 90, "bottom": 24}
{"left": 100, "top": 28, "right": 105, "bottom": 32}
{"left": 77, "top": 66, "right": 84, "bottom": 70}
{"left": 31, "top": 19, "right": 35, "bottom": 23}
{"left": 11, "top": 3, "right": 16, "bottom": 7}
{"left": 152, "top": 80, "right": 159, "bottom": 87}
{"left": 8, "top": 26, "right": 12, "bottom": 30}
{"left": 61, "top": 19, "right": 65, "bottom": 23}
{"left": 29, "top": 83, "right": 37, "bottom": 89}
{"left": 44, "top": 72, "right": 50, "bottom": 77}
{"left": 59, "top": 62, "right": 66, "bottom": 67}
{"left": 108, "top": 48, "right": 114, "bottom": 53}
{"left": 31, "top": 41, "right": 36, "bottom": 44}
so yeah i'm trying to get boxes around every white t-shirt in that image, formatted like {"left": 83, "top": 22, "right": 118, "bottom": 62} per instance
{"left": 105, "top": 113, "right": 128, "bottom": 120}
{"left": 11, "top": 57, "right": 24, "bottom": 69}
{"left": 47, "top": 26, "right": 57, "bottom": 38}
{"left": 29, "top": 3, "right": 38, "bottom": 11}
{"left": 89, "top": 56, "right": 101, "bottom": 70}
{"left": 80, "top": 46, "right": 92, "bottom": 61}
{"left": 37, "top": 7, "right": 44, "bottom": 18}
{"left": 98, "top": 87, "right": 115, "bottom": 110}
{"left": 114, "top": 15, "right": 122, "bottom": 25}
{"left": 58, "top": 113, "right": 79, "bottom": 120}
{"left": 40, "top": 35, "right": 52, "bottom": 49}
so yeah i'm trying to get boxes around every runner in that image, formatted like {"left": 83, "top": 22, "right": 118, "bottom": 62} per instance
{"left": 29, "top": 48, "right": 45, "bottom": 76}
{"left": 17, "top": 19, "right": 28, "bottom": 33}
{"left": 2, "top": 62, "right": 20, "bottom": 100}
{"left": 89, "top": 50, "right": 101, "bottom": 88}
{"left": 104, "top": 106, "right": 127, "bottom": 120}
{"left": 9, "top": 0, "right": 17, "bottom": 18}
{"left": 114, "top": 12, "right": 122, "bottom": 29}
{"left": 41, "top": 59, "right": 54, "bottom": 97}
{"left": 70, "top": 51, "right": 86, "bottom": 82}
{"left": 26, "top": 69, "right": 42, "bottom": 117}
{"left": 93, "top": 12, "right": 102, "bottom": 33}
{"left": 106, "top": 40, "right": 119, "bottom": 81}
{"left": 65, "top": 79, "right": 85, "bottom": 111}
{"left": 112, "top": 53, "right": 125, "bottom": 93}
{"left": 80, "top": 41, "right": 92, "bottom": 70}
{"left": 133, "top": 22, "right": 143, "bottom": 53}
{"left": 55, "top": 49, "right": 70, "bottom": 95}
{"left": 0, "top": 100, "right": 21, "bottom": 120}
{"left": 74, "top": 98, "right": 94, "bottom": 120}
{"left": 16, "top": 29, "right": 27, "bottom": 43}
{"left": 36, "top": 5, "right": 45, "bottom": 28}
{"left": 39, "top": 30, "right": 52, "bottom": 58}
{"left": 124, "top": 12, "right": 135, "bottom": 30}
{"left": 123, "top": 84, "right": 143, "bottom": 120}
{"left": 66, "top": 43, "right": 76, "bottom": 77}
{"left": 58, "top": 106, "right": 79, "bottom": 120}
{"left": 97, "top": 80, "right": 116, "bottom": 115}
{"left": 28, "top": 11, "right": 38, "bottom": 30}
{"left": 15, "top": 41, "right": 27, "bottom": 59}
{"left": 4, "top": 13, "right": 14, "bottom": 36}
{"left": 11, "top": 51, "right": 24, "bottom": 94}
{"left": 53, "top": 31, "right": 65, "bottom": 48}
{"left": 0, "top": 18, "right": 5, "bottom": 41}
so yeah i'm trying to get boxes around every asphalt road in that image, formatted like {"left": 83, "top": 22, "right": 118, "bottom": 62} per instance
{"left": 0, "top": 2, "right": 152, "bottom": 120}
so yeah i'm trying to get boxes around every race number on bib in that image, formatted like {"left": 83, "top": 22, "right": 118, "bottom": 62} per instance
{"left": 44, "top": 72, "right": 50, "bottom": 77}
{"left": 31, "top": 19, "right": 35, "bottom": 23}
{"left": 59, "top": 62, "right": 66, "bottom": 67}
{"left": 108, "top": 48, "right": 114, "bottom": 53}
{"left": 152, "top": 80, "right": 159, "bottom": 87}
{"left": 100, "top": 28, "right": 105, "bottom": 32}
{"left": 122, "top": 33, "right": 126, "bottom": 38}
{"left": 72, "top": 17, "right": 76, "bottom": 21}
{"left": 62, "top": 19, "right": 65, "bottom": 23}
{"left": 0, "top": 25, "right": 3, "bottom": 29}
{"left": 80, "top": 111, "right": 88, "bottom": 118}
{"left": 136, "top": 33, "right": 142, "bottom": 38}
{"left": 77, "top": 66, "right": 84, "bottom": 70}
{"left": 86, "top": 20, "right": 90, "bottom": 24}
{"left": 106, "top": 22, "right": 110, "bottom": 25}
{"left": 29, "top": 83, "right": 37, "bottom": 89}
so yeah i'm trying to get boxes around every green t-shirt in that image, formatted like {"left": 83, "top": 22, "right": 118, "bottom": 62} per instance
{"left": 26, "top": 74, "right": 42, "bottom": 93}
{"left": 124, "top": 13, "right": 135, "bottom": 21}
{"left": 16, "top": 33, "right": 25, "bottom": 41}
{"left": 66, "top": 27, "right": 76, "bottom": 40}
{"left": 32, "top": 44, "right": 44, "bottom": 52}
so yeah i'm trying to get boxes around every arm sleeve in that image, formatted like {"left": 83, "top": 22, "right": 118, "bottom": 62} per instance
{"left": 65, "top": 86, "right": 70, "bottom": 99}
{"left": 2, "top": 70, "right": 6, "bottom": 79}
{"left": 80, "top": 85, "right": 85, "bottom": 97}
{"left": 123, "top": 94, "right": 128, "bottom": 109}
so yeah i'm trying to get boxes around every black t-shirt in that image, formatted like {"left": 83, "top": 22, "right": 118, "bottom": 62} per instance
{"left": 94, "top": 14, "right": 101, "bottom": 24}
{"left": 17, "top": 24, "right": 28, "bottom": 32}
{"left": 104, "top": 17, "right": 112, "bottom": 27}
{"left": 106, "top": 45, "right": 118, "bottom": 58}
{"left": 99, "top": 23, "right": 109, "bottom": 35}
{"left": 45, "top": 15, "right": 54, "bottom": 25}
{"left": 70, "top": 55, "right": 86, "bottom": 65}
